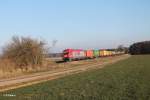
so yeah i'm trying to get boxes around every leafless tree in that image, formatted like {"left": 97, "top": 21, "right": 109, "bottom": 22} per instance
{"left": 2, "top": 36, "right": 47, "bottom": 69}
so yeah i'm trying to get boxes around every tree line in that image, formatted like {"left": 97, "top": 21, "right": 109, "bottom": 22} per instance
{"left": 129, "top": 41, "right": 150, "bottom": 55}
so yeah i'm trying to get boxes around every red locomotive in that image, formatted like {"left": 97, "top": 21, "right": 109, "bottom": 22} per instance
{"left": 63, "top": 49, "right": 86, "bottom": 61}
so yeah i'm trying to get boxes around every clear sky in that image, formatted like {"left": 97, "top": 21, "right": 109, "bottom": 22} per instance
{"left": 0, "top": 0, "right": 150, "bottom": 52}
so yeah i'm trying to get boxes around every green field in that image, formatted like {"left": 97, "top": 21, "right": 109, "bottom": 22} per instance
{"left": 1, "top": 55, "right": 150, "bottom": 100}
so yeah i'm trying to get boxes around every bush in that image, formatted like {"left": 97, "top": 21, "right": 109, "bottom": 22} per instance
{"left": 129, "top": 41, "right": 150, "bottom": 55}
{"left": 2, "top": 36, "right": 46, "bottom": 69}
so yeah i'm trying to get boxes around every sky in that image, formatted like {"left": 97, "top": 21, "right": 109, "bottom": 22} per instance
{"left": 0, "top": 0, "right": 150, "bottom": 52}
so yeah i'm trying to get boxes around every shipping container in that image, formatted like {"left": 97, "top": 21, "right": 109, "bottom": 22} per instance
{"left": 86, "top": 50, "right": 94, "bottom": 58}
{"left": 108, "top": 51, "right": 112, "bottom": 56}
{"left": 93, "top": 50, "right": 99, "bottom": 58}
{"left": 99, "top": 50, "right": 102, "bottom": 57}
{"left": 100, "top": 50, "right": 109, "bottom": 56}
{"left": 99, "top": 50, "right": 105, "bottom": 57}
{"left": 104, "top": 50, "right": 108, "bottom": 56}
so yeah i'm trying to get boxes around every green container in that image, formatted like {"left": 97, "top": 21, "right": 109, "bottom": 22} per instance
{"left": 93, "top": 50, "right": 99, "bottom": 57}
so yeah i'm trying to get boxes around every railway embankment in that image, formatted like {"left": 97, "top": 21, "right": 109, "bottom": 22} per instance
{"left": 0, "top": 54, "right": 130, "bottom": 92}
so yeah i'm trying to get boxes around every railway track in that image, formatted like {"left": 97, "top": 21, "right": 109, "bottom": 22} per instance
{"left": 0, "top": 55, "right": 130, "bottom": 92}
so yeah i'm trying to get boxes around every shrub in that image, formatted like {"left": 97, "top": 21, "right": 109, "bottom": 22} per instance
{"left": 2, "top": 36, "right": 46, "bottom": 69}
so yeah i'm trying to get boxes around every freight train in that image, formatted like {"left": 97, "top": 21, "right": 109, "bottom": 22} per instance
{"left": 63, "top": 49, "right": 124, "bottom": 61}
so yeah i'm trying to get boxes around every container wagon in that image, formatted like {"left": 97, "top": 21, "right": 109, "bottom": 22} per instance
{"left": 93, "top": 50, "right": 99, "bottom": 58}
{"left": 86, "top": 50, "right": 94, "bottom": 59}
{"left": 100, "top": 50, "right": 107, "bottom": 57}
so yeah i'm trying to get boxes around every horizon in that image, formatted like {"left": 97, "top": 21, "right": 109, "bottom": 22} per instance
{"left": 0, "top": 0, "right": 150, "bottom": 53}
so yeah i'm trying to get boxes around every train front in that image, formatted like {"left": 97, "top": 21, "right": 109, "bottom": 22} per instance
{"left": 63, "top": 49, "right": 72, "bottom": 61}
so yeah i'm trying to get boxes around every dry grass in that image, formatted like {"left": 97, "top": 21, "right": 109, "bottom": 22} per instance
{"left": 0, "top": 51, "right": 126, "bottom": 79}
{"left": 0, "top": 58, "right": 56, "bottom": 79}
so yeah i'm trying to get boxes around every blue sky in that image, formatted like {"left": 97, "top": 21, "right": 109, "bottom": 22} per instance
{"left": 0, "top": 0, "right": 150, "bottom": 52}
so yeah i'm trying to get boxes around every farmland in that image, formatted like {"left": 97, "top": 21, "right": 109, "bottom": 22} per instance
{"left": 0, "top": 55, "right": 150, "bottom": 100}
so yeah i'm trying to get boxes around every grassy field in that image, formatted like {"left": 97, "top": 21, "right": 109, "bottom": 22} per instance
{"left": 0, "top": 55, "right": 150, "bottom": 100}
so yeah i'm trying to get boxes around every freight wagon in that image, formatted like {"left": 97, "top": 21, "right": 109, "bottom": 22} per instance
{"left": 86, "top": 50, "right": 94, "bottom": 59}
{"left": 93, "top": 50, "right": 99, "bottom": 58}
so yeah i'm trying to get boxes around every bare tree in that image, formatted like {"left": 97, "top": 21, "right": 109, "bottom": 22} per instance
{"left": 117, "top": 45, "right": 128, "bottom": 53}
{"left": 2, "top": 36, "right": 46, "bottom": 70}
{"left": 49, "top": 40, "right": 58, "bottom": 54}
{"left": 52, "top": 40, "right": 58, "bottom": 47}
